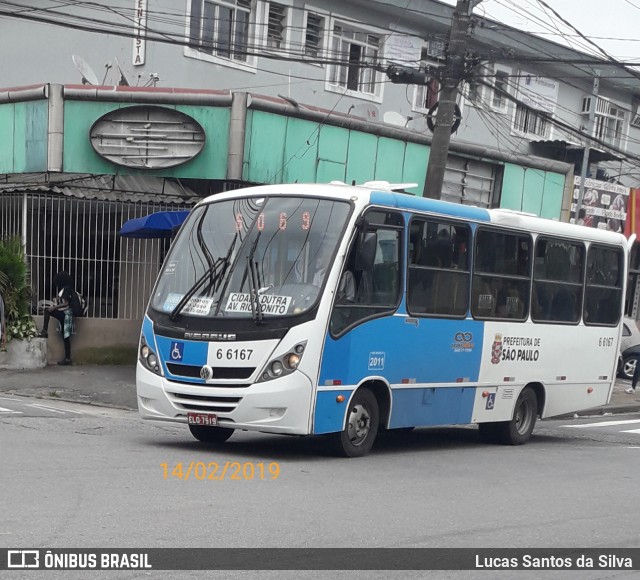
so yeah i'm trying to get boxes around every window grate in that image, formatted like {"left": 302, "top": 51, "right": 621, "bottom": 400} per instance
{"left": 304, "top": 13, "right": 323, "bottom": 58}
{"left": 267, "top": 2, "right": 286, "bottom": 49}
{"left": 1, "top": 193, "right": 192, "bottom": 320}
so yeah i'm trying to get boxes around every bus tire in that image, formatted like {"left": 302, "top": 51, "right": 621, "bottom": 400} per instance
{"left": 495, "top": 387, "right": 538, "bottom": 445}
{"left": 332, "top": 389, "right": 379, "bottom": 457}
{"left": 188, "top": 424, "right": 235, "bottom": 444}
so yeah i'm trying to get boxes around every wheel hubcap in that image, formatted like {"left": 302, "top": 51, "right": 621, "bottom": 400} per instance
{"left": 515, "top": 400, "right": 533, "bottom": 435}
{"left": 625, "top": 360, "right": 636, "bottom": 379}
{"left": 347, "top": 403, "right": 371, "bottom": 446}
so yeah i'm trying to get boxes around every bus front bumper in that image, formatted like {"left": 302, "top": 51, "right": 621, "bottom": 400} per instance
{"left": 136, "top": 363, "right": 313, "bottom": 435}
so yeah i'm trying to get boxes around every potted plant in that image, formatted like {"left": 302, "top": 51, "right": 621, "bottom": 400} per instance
{"left": 0, "top": 236, "right": 44, "bottom": 369}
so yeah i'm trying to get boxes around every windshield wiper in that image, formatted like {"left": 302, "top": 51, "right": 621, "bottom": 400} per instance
{"left": 169, "top": 257, "right": 225, "bottom": 321}
{"left": 245, "top": 234, "right": 263, "bottom": 325}
{"left": 170, "top": 233, "right": 238, "bottom": 321}
{"left": 246, "top": 256, "right": 264, "bottom": 325}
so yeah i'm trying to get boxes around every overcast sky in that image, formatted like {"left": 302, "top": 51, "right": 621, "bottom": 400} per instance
{"left": 439, "top": 0, "right": 640, "bottom": 62}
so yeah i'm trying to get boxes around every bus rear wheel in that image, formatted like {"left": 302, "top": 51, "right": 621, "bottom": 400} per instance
{"left": 495, "top": 387, "right": 538, "bottom": 445}
{"left": 331, "top": 389, "right": 379, "bottom": 457}
{"left": 188, "top": 424, "right": 235, "bottom": 444}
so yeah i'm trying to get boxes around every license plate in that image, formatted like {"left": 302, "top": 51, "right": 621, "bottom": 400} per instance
{"left": 187, "top": 412, "right": 218, "bottom": 426}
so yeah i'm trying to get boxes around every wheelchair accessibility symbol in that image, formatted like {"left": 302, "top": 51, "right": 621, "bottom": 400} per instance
{"left": 485, "top": 392, "right": 496, "bottom": 410}
{"left": 170, "top": 341, "right": 184, "bottom": 361}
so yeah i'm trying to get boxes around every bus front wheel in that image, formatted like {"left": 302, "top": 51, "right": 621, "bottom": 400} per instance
{"left": 495, "top": 387, "right": 538, "bottom": 445}
{"left": 332, "top": 389, "right": 379, "bottom": 457}
{"left": 188, "top": 424, "right": 235, "bottom": 444}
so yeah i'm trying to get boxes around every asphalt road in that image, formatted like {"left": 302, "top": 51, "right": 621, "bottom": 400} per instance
{"left": 2, "top": 398, "right": 640, "bottom": 579}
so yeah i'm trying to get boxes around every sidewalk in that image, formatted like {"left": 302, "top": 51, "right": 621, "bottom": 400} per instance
{"left": 0, "top": 365, "right": 137, "bottom": 410}
{"left": 1, "top": 364, "right": 640, "bottom": 417}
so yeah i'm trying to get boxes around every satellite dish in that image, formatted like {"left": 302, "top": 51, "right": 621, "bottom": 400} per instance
{"left": 72, "top": 54, "right": 100, "bottom": 85}
{"left": 407, "top": 115, "right": 429, "bottom": 133}
{"left": 383, "top": 111, "right": 408, "bottom": 127}
{"left": 114, "top": 57, "right": 131, "bottom": 87}
{"left": 348, "top": 103, "right": 380, "bottom": 123}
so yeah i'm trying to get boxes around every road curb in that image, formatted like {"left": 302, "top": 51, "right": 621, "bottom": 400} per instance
{"left": 556, "top": 403, "right": 640, "bottom": 420}
{"left": 0, "top": 388, "right": 137, "bottom": 412}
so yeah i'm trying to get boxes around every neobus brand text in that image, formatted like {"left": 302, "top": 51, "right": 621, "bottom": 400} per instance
{"left": 183, "top": 332, "right": 237, "bottom": 340}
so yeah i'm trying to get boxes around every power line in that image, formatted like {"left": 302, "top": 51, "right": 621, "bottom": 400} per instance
{"left": 476, "top": 77, "right": 640, "bottom": 167}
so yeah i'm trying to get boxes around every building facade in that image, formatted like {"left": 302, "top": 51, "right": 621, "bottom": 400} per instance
{"left": 1, "top": 0, "right": 639, "bottom": 357}
{"left": 1, "top": 0, "right": 638, "bottom": 188}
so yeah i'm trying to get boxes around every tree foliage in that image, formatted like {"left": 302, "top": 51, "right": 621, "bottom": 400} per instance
{"left": 0, "top": 236, "right": 37, "bottom": 341}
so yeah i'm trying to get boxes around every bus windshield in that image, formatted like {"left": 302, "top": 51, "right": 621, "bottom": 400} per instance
{"left": 151, "top": 195, "right": 351, "bottom": 320}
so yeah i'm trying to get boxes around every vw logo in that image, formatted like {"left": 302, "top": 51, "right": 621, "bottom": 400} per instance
{"left": 200, "top": 365, "right": 213, "bottom": 380}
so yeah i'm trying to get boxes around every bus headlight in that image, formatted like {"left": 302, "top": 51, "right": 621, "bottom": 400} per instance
{"left": 259, "top": 341, "right": 306, "bottom": 382}
{"left": 285, "top": 353, "right": 300, "bottom": 370}
{"left": 271, "top": 360, "right": 284, "bottom": 376}
{"left": 139, "top": 335, "right": 161, "bottom": 376}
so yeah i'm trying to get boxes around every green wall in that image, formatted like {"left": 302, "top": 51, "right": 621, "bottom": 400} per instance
{"left": 243, "top": 111, "right": 428, "bottom": 195}
{"left": 62, "top": 101, "right": 230, "bottom": 179}
{"left": 0, "top": 101, "right": 48, "bottom": 173}
{"left": 0, "top": 99, "right": 567, "bottom": 221}
{"left": 243, "top": 112, "right": 566, "bottom": 219}
{"left": 501, "top": 163, "right": 565, "bottom": 219}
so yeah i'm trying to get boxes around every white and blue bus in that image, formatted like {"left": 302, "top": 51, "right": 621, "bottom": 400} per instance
{"left": 136, "top": 181, "right": 630, "bottom": 456}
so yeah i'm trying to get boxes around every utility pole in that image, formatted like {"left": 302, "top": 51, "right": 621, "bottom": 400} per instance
{"left": 573, "top": 71, "right": 600, "bottom": 224}
{"left": 423, "top": 0, "right": 481, "bottom": 199}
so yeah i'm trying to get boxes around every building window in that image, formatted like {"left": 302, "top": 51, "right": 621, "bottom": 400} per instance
{"left": 582, "top": 96, "right": 628, "bottom": 149}
{"left": 491, "top": 69, "right": 510, "bottom": 111}
{"left": 304, "top": 12, "right": 325, "bottom": 59}
{"left": 328, "top": 22, "right": 382, "bottom": 99}
{"left": 266, "top": 2, "right": 287, "bottom": 49}
{"left": 595, "top": 105, "right": 626, "bottom": 148}
{"left": 188, "top": 0, "right": 252, "bottom": 63}
{"left": 413, "top": 77, "right": 440, "bottom": 112}
{"left": 465, "top": 64, "right": 510, "bottom": 111}
{"left": 513, "top": 103, "right": 550, "bottom": 138}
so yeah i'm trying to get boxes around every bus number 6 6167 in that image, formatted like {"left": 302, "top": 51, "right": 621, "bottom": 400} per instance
{"left": 216, "top": 348, "right": 253, "bottom": 360}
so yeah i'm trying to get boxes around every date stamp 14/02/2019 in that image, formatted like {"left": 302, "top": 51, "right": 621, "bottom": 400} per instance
{"left": 160, "top": 461, "right": 280, "bottom": 481}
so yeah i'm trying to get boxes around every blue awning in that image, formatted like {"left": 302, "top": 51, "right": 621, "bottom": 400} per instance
{"left": 119, "top": 210, "right": 190, "bottom": 239}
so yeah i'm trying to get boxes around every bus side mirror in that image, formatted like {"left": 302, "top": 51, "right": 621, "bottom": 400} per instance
{"left": 355, "top": 232, "right": 377, "bottom": 271}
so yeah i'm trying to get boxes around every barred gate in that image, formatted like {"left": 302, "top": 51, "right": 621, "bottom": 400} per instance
{"left": 0, "top": 192, "right": 193, "bottom": 320}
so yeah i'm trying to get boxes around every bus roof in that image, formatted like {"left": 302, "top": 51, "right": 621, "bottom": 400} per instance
{"left": 199, "top": 182, "right": 628, "bottom": 246}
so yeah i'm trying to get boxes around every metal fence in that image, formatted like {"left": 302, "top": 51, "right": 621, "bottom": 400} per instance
{"left": 0, "top": 192, "right": 193, "bottom": 320}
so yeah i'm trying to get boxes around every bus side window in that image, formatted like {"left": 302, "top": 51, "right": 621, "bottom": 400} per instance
{"left": 330, "top": 212, "right": 403, "bottom": 336}
{"left": 371, "top": 232, "right": 400, "bottom": 305}
{"left": 407, "top": 219, "right": 470, "bottom": 318}
{"left": 584, "top": 245, "right": 623, "bottom": 326}
{"left": 532, "top": 237, "right": 584, "bottom": 324}
{"left": 472, "top": 228, "right": 531, "bottom": 321}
